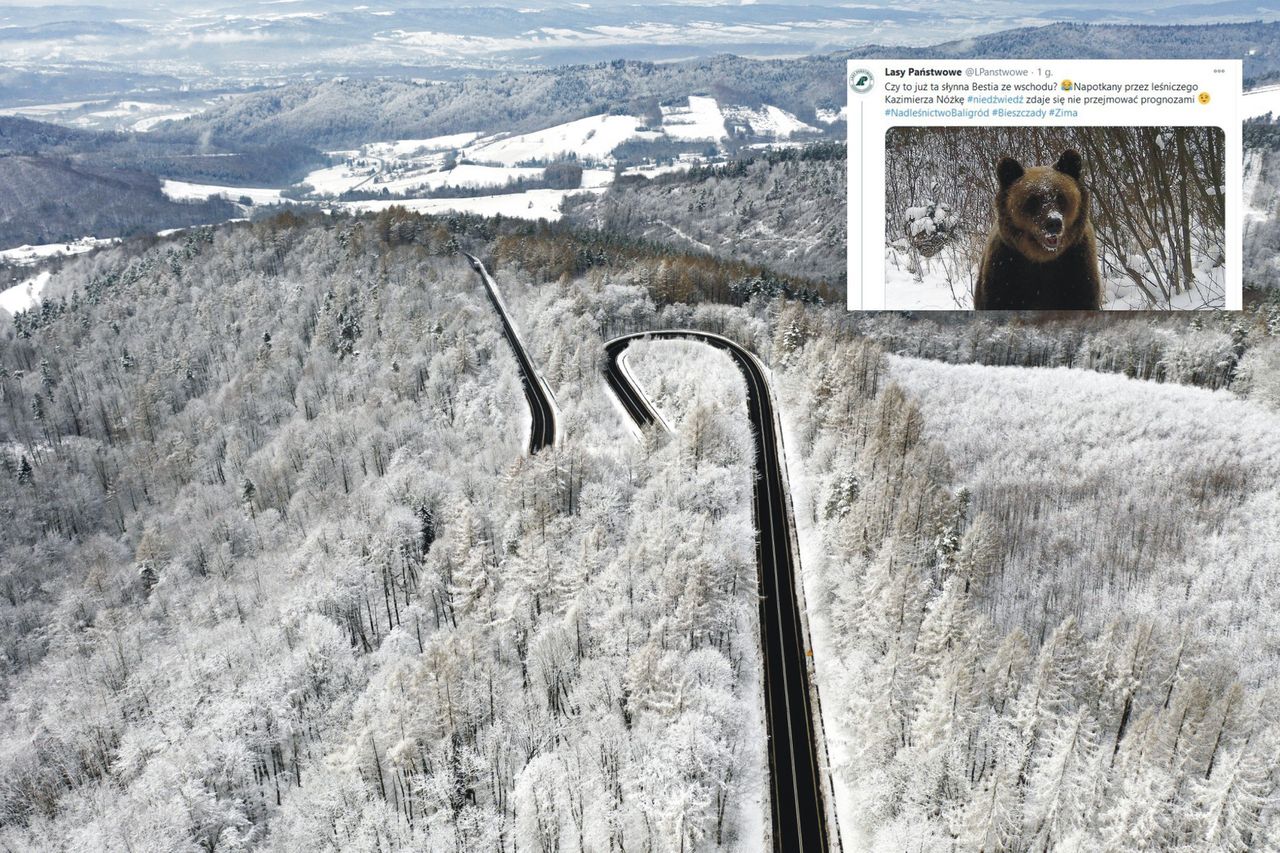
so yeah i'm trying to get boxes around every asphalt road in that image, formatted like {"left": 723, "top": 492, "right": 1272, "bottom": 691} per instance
{"left": 604, "top": 331, "right": 831, "bottom": 853}
{"left": 463, "top": 253, "right": 557, "bottom": 453}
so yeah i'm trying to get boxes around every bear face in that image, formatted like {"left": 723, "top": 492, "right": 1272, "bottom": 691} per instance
{"left": 974, "top": 148, "right": 1102, "bottom": 311}
{"left": 994, "top": 149, "right": 1088, "bottom": 264}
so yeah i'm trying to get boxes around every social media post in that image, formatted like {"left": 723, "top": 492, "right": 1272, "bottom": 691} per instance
{"left": 847, "top": 60, "right": 1243, "bottom": 311}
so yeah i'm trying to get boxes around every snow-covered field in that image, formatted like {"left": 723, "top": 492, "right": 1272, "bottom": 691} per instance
{"left": 340, "top": 187, "right": 593, "bottom": 220}
{"left": 662, "top": 95, "right": 728, "bottom": 142}
{"left": 463, "top": 114, "right": 660, "bottom": 166}
{"left": 1244, "top": 84, "right": 1280, "bottom": 120}
{"left": 0, "top": 270, "right": 51, "bottom": 315}
{"left": 363, "top": 132, "right": 483, "bottom": 159}
{"left": 723, "top": 104, "right": 817, "bottom": 139}
{"left": 131, "top": 112, "right": 198, "bottom": 132}
{"left": 0, "top": 237, "right": 117, "bottom": 266}
{"left": 0, "top": 98, "right": 210, "bottom": 132}
{"left": 161, "top": 180, "right": 286, "bottom": 206}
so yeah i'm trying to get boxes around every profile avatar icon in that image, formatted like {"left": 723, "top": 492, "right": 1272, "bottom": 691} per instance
{"left": 849, "top": 69, "right": 874, "bottom": 94}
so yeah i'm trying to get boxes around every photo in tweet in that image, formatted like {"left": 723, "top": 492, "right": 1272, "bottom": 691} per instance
{"left": 847, "top": 59, "right": 1243, "bottom": 311}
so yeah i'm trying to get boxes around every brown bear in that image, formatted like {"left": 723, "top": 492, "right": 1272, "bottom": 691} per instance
{"left": 974, "top": 149, "right": 1102, "bottom": 310}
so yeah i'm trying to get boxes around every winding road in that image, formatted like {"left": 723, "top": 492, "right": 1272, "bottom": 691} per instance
{"left": 463, "top": 253, "right": 558, "bottom": 453}
{"left": 604, "top": 331, "right": 832, "bottom": 853}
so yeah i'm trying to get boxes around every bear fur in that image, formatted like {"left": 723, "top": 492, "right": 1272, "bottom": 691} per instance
{"left": 974, "top": 149, "right": 1102, "bottom": 311}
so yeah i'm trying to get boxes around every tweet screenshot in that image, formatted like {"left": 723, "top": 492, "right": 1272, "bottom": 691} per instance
{"left": 848, "top": 59, "right": 1243, "bottom": 311}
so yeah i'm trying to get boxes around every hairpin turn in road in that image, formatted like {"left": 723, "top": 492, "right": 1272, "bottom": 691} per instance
{"left": 605, "top": 331, "right": 834, "bottom": 853}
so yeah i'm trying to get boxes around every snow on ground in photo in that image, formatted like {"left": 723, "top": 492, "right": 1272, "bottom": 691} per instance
{"left": 0, "top": 270, "right": 51, "bottom": 315}
{"left": 387, "top": 163, "right": 544, "bottom": 193}
{"left": 881, "top": 243, "right": 1225, "bottom": 310}
{"left": 161, "top": 180, "right": 286, "bottom": 205}
{"left": 73, "top": 100, "right": 171, "bottom": 119}
{"left": 0, "top": 237, "right": 117, "bottom": 265}
{"left": 580, "top": 168, "right": 615, "bottom": 189}
{"left": 1, "top": 98, "right": 212, "bottom": 132}
{"left": 882, "top": 246, "right": 972, "bottom": 309}
{"left": 302, "top": 162, "right": 381, "bottom": 196}
{"left": 0, "top": 100, "right": 100, "bottom": 117}
{"left": 661, "top": 95, "right": 728, "bottom": 142}
{"left": 621, "top": 162, "right": 692, "bottom": 179}
{"left": 462, "top": 114, "right": 659, "bottom": 166}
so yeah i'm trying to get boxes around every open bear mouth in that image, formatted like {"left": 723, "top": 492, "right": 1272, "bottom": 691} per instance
{"left": 1040, "top": 233, "right": 1061, "bottom": 252}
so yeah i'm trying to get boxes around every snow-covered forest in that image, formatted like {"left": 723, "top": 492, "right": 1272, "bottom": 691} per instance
{"left": 3, "top": 182, "right": 1280, "bottom": 850}
{"left": 0, "top": 215, "right": 784, "bottom": 851}
{"left": 773, "top": 305, "right": 1280, "bottom": 850}
{"left": 884, "top": 126, "right": 1227, "bottom": 310}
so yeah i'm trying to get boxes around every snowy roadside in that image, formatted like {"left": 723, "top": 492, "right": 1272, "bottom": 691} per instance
{"left": 775, "top": 366, "right": 870, "bottom": 852}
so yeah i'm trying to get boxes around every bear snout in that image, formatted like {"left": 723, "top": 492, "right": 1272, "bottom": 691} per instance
{"left": 1044, "top": 212, "right": 1064, "bottom": 235}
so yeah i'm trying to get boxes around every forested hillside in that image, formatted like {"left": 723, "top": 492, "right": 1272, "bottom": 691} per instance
{"left": 564, "top": 144, "right": 845, "bottom": 287}
{"left": 160, "top": 58, "right": 847, "bottom": 151}
{"left": 0, "top": 156, "right": 238, "bottom": 247}
{"left": 0, "top": 214, "right": 772, "bottom": 851}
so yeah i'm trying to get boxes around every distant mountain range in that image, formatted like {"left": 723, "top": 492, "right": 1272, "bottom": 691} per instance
{"left": 1, "top": 4, "right": 1279, "bottom": 101}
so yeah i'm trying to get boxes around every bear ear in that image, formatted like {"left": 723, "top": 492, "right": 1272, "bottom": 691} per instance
{"left": 1055, "top": 149, "right": 1083, "bottom": 180}
{"left": 996, "top": 157, "right": 1024, "bottom": 190}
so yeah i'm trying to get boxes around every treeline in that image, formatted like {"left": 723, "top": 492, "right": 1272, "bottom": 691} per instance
{"left": 1246, "top": 115, "right": 1280, "bottom": 152}
{"left": 273, "top": 204, "right": 836, "bottom": 307}
{"left": 671, "top": 140, "right": 845, "bottom": 185}
{"left": 491, "top": 227, "right": 835, "bottom": 306}
{"left": 854, "top": 310, "right": 1254, "bottom": 391}
{"left": 338, "top": 163, "right": 584, "bottom": 202}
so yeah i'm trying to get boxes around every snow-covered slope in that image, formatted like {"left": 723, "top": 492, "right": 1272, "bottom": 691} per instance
{"left": 463, "top": 114, "right": 660, "bottom": 166}
{"left": 161, "top": 180, "right": 286, "bottom": 206}
{"left": 0, "top": 270, "right": 51, "bottom": 315}
{"left": 661, "top": 96, "right": 728, "bottom": 142}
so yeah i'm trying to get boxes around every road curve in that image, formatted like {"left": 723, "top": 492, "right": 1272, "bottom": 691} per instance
{"left": 604, "top": 331, "right": 832, "bottom": 853}
{"left": 463, "top": 253, "right": 558, "bottom": 453}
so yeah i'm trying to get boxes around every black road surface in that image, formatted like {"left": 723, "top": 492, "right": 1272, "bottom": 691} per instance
{"left": 464, "top": 253, "right": 557, "bottom": 453}
{"left": 604, "top": 332, "right": 832, "bottom": 853}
